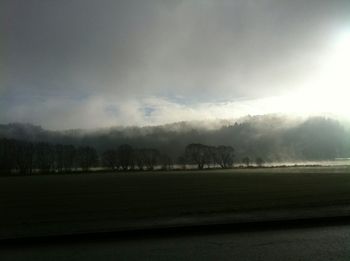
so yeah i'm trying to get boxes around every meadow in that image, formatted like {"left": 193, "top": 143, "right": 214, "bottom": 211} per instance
{"left": 1, "top": 166, "right": 350, "bottom": 239}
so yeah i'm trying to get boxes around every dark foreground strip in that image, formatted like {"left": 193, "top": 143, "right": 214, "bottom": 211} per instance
{"left": 1, "top": 215, "right": 350, "bottom": 247}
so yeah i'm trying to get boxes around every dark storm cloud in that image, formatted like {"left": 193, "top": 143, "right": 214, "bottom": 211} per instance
{"left": 1, "top": 0, "right": 350, "bottom": 129}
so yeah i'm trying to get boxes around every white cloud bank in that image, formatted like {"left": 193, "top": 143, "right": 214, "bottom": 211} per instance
{"left": 2, "top": 91, "right": 348, "bottom": 130}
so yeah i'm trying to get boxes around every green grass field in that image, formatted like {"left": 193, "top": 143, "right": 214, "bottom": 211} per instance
{"left": 1, "top": 166, "right": 350, "bottom": 239}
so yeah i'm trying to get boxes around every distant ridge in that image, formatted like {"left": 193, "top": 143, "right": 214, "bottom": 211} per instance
{"left": 1, "top": 115, "right": 349, "bottom": 161}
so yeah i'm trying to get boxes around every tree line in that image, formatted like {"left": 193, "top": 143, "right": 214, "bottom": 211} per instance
{"left": 0, "top": 138, "right": 266, "bottom": 175}
{"left": 184, "top": 143, "right": 264, "bottom": 169}
{"left": 0, "top": 138, "right": 98, "bottom": 175}
{"left": 0, "top": 138, "right": 172, "bottom": 175}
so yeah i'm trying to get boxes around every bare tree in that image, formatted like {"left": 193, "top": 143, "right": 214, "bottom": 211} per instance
{"left": 160, "top": 153, "right": 173, "bottom": 170}
{"left": 77, "top": 146, "right": 98, "bottom": 172}
{"left": 144, "top": 148, "right": 160, "bottom": 170}
{"left": 216, "top": 145, "right": 235, "bottom": 168}
{"left": 62, "top": 145, "right": 76, "bottom": 172}
{"left": 102, "top": 149, "right": 119, "bottom": 171}
{"left": 255, "top": 157, "right": 264, "bottom": 167}
{"left": 118, "top": 144, "right": 134, "bottom": 171}
{"left": 55, "top": 144, "right": 64, "bottom": 173}
{"left": 177, "top": 155, "right": 187, "bottom": 170}
{"left": 242, "top": 157, "right": 250, "bottom": 167}
{"left": 185, "top": 143, "right": 209, "bottom": 169}
{"left": 0, "top": 139, "right": 17, "bottom": 174}
{"left": 34, "top": 142, "right": 54, "bottom": 173}
{"left": 16, "top": 141, "right": 34, "bottom": 175}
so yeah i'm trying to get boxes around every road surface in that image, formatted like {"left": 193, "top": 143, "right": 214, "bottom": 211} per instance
{"left": 1, "top": 220, "right": 350, "bottom": 260}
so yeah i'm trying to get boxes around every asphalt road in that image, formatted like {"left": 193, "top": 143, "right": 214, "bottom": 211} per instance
{"left": 1, "top": 220, "right": 350, "bottom": 261}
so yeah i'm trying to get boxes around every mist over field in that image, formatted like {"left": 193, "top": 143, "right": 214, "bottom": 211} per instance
{"left": 1, "top": 115, "right": 350, "bottom": 163}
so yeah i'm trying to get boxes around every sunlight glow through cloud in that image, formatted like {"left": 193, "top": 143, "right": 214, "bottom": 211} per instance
{"left": 289, "top": 28, "right": 350, "bottom": 117}
{"left": 243, "top": 27, "right": 350, "bottom": 120}
{"left": 2, "top": 1, "right": 350, "bottom": 130}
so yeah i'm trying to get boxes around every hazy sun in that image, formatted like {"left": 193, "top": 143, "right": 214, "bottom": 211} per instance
{"left": 291, "top": 28, "right": 350, "bottom": 117}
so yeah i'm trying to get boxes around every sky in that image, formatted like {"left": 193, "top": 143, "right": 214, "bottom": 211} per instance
{"left": 1, "top": 0, "right": 350, "bottom": 130}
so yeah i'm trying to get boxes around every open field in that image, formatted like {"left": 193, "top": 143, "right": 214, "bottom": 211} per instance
{"left": 1, "top": 166, "right": 350, "bottom": 239}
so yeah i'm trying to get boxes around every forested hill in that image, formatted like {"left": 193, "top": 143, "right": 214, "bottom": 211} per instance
{"left": 1, "top": 115, "right": 349, "bottom": 162}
